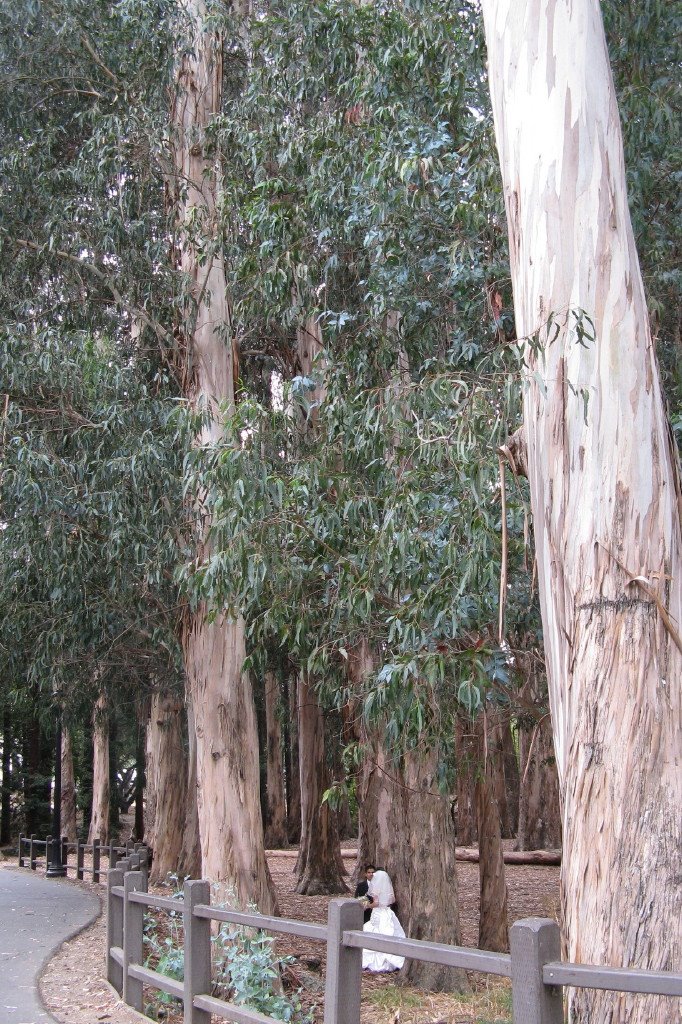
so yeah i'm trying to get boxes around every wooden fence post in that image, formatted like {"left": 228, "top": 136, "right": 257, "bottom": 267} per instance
{"left": 510, "top": 918, "right": 564, "bottom": 1024}
{"left": 324, "top": 898, "right": 363, "bottom": 1024}
{"left": 61, "top": 835, "right": 68, "bottom": 868}
{"left": 93, "top": 838, "right": 101, "bottom": 883}
{"left": 108, "top": 840, "right": 116, "bottom": 869}
{"left": 29, "top": 834, "right": 36, "bottom": 870}
{"left": 107, "top": 866, "right": 125, "bottom": 994}
{"left": 77, "top": 840, "right": 84, "bottom": 880}
{"left": 183, "top": 880, "right": 211, "bottom": 1024}
{"left": 18, "top": 835, "right": 24, "bottom": 867}
{"left": 123, "top": 869, "right": 146, "bottom": 1011}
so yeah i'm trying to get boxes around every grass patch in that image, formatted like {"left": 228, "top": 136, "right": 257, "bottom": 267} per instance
{"left": 360, "top": 976, "right": 512, "bottom": 1023}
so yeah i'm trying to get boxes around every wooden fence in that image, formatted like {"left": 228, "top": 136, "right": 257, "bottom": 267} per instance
{"left": 18, "top": 833, "right": 149, "bottom": 883}
{"left": 107, "top": 861, "right": 682, "bottom": 1024}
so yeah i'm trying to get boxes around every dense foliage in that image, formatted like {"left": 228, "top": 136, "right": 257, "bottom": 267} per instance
{"left": 0, "top": 0, "right": 679, "bottom": 819}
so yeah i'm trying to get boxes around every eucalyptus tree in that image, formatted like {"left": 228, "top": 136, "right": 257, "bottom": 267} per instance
{"left": 0, "top": 328, "right": 185, "bottom": 826}
{"left": 0, "top": 0, "right": 273, "bottom": 898}
{"left": 481, "top": 2, "right": 682, "bottom": 1021}
{"left": 168, "top": 0, "right": 278, "bottom": 912}
{"left": 184, "top": 0, "right": 530, "bottom": 976}
{"left": 0, "top": 0, "right": 186, "bottom": 731}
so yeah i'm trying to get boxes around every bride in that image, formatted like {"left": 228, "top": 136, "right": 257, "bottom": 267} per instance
{"left": 362, "top": 869, "right": 406, "bottom": 973}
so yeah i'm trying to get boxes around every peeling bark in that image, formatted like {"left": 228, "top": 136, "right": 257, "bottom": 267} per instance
{"left": 474, "top": 726, "right": 509, "bottom": 953}
{"left": 482, "top": 2, "right": 682, "bottom": 1019}
{"left": 60, "top": 727, "right": 77, "bottom": 843}
{"left": 148, "top": 692, "right": 187, "bottom": 884}
{"left": 178, "top": 695, "right": 201, "bottom": 878}
{"left": 173, "top": 0, "right": 276, "bottom": 912}
{"left": 359, "top": 734, "right": 468, "bottom": 992}
{"left": 185, "top": 618, "right": 277, "bottom": 911}
{"left": 88, "top": 693, "right": 109, "bottom": 846}
{"left": 294, "top": 673, "right": 346, "bottom": 895}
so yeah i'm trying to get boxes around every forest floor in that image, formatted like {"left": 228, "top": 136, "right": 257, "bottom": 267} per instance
{"left": 16, "top": 837, "right": 560, "bottom": 1024}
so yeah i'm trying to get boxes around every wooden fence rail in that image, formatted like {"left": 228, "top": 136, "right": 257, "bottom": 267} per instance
{"left": 107, "top": 865, "right": 682, "bottom": 1024}
{"left": 18, "top": 833, "right": 150, "bottom": 884}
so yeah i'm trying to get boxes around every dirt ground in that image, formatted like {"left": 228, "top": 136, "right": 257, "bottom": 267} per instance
{"left": 37, "top": 846, "right": 560, "bottom": 1024}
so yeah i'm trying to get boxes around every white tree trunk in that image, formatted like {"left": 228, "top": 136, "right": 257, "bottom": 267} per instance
{"left": 481, "top": 3, "right": 682, "bottom": 1020}
{"left": 173, "top": 0, "right": 276, "bottom": 912}
{"left": 87, "top": 693, "right": 109, "bottom": 846}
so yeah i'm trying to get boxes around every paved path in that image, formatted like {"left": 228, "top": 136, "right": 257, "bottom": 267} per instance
{"left": 0, "top": 864, "right": 100, "bottom": 1024}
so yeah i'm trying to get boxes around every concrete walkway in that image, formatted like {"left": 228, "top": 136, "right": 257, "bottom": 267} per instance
{"left": 0, "top": 863, "right": 101, "bottom": 1023}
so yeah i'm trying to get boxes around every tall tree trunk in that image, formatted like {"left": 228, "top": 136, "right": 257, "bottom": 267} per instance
{"left": 178, "top": 695, "right": 202, "bottom": 878}
{"left": 148, "top": 692, "right": 187, "bottom": 883}
{"left": 133, "top": 704, "right": 146, "bottom": 843}
{"left": 88, "top": 693, "right": 110, "bottom": 845}
{"left": 144, "top": 697, "right": 158, "bottom": 844}
{"left": 359, "top": 733, "right": 468, "bottom": 992}
{"left": 284, "top": 673, "right": 301, "bottom": 844}
{"left": 474, "top": 716, "right": 509, "bottom": 953}
{"left": 354, "top": 631, "right": 468, "bottom": 991}
{"left": 186, "top": 622, "right": 277, "bottom": 910}
{"left": 485, "top": 713, "right": 518, "bottom": 840}
{"left": 173, "top": 0, "right": 276, "bottom": 912}
{"left": 263, "top": 672, "right": 287, "bottom": 848}
{"left": 60, "top": 727, "right": 78, "bottom": 843}
{"left": 454, "top": 713, "right": 477, "bottom": 845}
{"left": 475, "top": 773, "right": 509, "bottom": 951}
{"left": 1, "top": 710, "right": 12, "bottom": 844}
{"left": 517, "top": 713, "right": 562, "bottom": 851}
{"left": 516, "top": 655, "right": 561, "bottom": 851}
{"left": 294, "top": 673, "right": 346, "bottom": 895}
{"left": 482, "top": 2, "right": 682, "bottom": 1019}
{"left": 108, "top": 711, "right": 120, "bottom": 828}
{"left": 24, "top": 707, "right": 52, "bottom": 836}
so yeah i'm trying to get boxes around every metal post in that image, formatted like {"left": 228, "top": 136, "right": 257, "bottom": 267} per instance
{"left": 93, "top": 838, "right": 101, "bottom": 883}
{"left": 18, "top": 835, "right": 24, "bottom": 867}
{"left": 61, "top": 835, "right": 68, "bottom": 868}
{"left": 183, "top": 880, "right": 211, "bottom": 1024}
{"left": 77, "top": 840, "right": 84, "bottom": 880}
{"left": 123, "top": 870, "right": 145, "bottom": 1011}
{"left": 29, "top": 834, "right": 36, "bottom": 870}
{"left": 46, "top": 711, "right": 66, "bottom": 877}
{"left": 324, "top": 898, "right": 364, "bottom": 1024}
{"left": 107, "top": 866, "right": 125, "bottom": 994}
{"left": 510, "top": 918, "right": 564, "bottom": 1024}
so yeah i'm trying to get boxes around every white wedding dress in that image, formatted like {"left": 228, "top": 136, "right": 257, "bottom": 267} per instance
{"left": 361, "top": 870, "right": 406, "bottom": 972}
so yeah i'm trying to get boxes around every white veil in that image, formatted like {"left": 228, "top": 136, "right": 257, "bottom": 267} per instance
{"left": 368, "top": 869, "right": 395, "bottom": 907}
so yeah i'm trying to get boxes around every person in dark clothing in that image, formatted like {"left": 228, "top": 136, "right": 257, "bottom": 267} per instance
{"left": 354, "top": 863, "right": 375, "bottom": 923}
